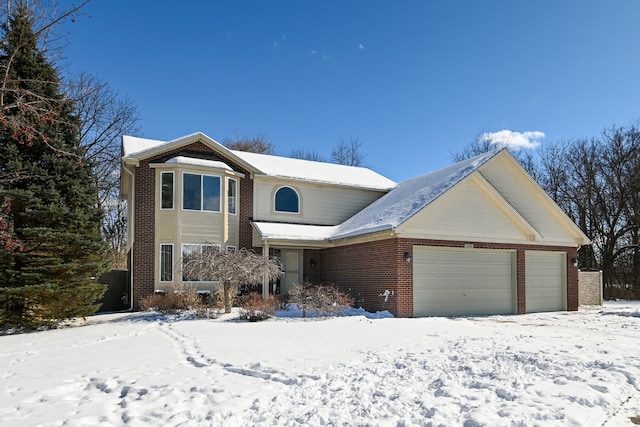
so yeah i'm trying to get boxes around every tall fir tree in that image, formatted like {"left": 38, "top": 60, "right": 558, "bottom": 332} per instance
{"left": 0, "top": 4, "right": 107, "bottom": 327}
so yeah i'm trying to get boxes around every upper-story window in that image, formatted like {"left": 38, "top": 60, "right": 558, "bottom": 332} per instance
{"left": 160, "top": 171, "right": 174, "bottom": 209}
{"left": 183, "top": 173, "right": 221, "bottom": 212}
{"left": 228, "top": 178, "right": 237, "bottom": 215}
{"left": 274, "top": 186, "right": 299, "bottom": 213}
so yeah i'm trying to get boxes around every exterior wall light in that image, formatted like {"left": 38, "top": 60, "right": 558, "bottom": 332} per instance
{"left": 310, "top": 259, "right": 316, "bottom": 268}
{"left": 404, "top": 251, "right": 412, "bottom": 263}
{"left": 572, "top": 257, "right": 578, "bottom": 267}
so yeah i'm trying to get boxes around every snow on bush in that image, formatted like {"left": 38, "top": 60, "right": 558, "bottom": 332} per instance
{"left": 286, "top": 283, "right": 354, "bottom": 318}
{"left": 237, "top": 293, "right": 279, "bottom": 322}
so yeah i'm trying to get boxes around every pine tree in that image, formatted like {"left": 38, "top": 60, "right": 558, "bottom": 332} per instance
{"left": 0, "top": 5, "right": 107, "bottom": 327}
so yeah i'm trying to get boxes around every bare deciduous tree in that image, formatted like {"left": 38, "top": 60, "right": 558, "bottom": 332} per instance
{"left": 66, "top": 71, "right": 140, "bottom": 267}
{"left": 331, "top": 136, "right": 365, "bottom": 166}
{"left": 223, "top": 132, "right": 275, "bottom": 154}
{"left": 290, "top": 148, "right": 325, "bottom": 162}
{"left": 181, "top": 247, "right": 282, "bottom": 313}
{"left": 537, "top": 124, "right": 640, "bottom": 295}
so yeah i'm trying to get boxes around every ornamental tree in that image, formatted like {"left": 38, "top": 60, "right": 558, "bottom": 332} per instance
{"left": 181, "top": 247, "right": 282, "bottom": 313}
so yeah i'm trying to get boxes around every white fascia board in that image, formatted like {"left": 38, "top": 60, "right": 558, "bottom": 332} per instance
{"left": 471, "top": 172, "right": 543, "bottom": 242}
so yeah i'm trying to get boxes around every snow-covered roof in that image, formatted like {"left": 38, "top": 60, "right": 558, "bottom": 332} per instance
{"left": 252, "top": 222, "right": 338, "bottom": 242}
{"left": 252, "top": 150, "right": 502, "bottom": 243}
{"left": 122, "top": 135, "right": 167, "bottom": 157}
{"left": 121, "top": 133, "right": 395, "bottom": 191}
{"left": 232, "top": 150, "right": 395, "bottom": 191}
{"left": 165, "top": 156, "right": 232, "bottom": 171}
{"left": 331, "top": 149, "right": 501, "bottom": 240}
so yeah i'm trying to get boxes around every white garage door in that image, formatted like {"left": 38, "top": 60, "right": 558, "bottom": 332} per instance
{"left": 413, "top": 246, "right": 515, "bottom": 317}
{"left": 525, "top": 250, "right": 566, "bottom": 313}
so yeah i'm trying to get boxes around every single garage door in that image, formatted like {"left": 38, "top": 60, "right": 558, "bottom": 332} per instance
{"left": 525, "top": 250, "right": 566, "bottom": 313}
{"left": 413, "top": 246, "right": 516, "bottom": 317}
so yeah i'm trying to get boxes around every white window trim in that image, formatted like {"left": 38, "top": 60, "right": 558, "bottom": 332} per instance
{"left": 159, "top": 243, "right": 174, "bottom": 282}
{"left": 160, "top": 171, "right": 175, "bottom": 210}
{"left": 228, "top": 178, "right": 238, "bottom": 215}
{"left": 181, "top": 243, "right": 221, "bottom": 282}
{"left": 274, "top": 186, "right": 301, "bottom": 214}
{"left": 182, "top": 172, "right": 222, "bottom": 213}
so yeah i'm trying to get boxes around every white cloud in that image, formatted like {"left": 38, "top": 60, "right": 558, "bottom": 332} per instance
{"left": 310, "top": 50, "right": 318, "bottom": 56}
{"left": 358, "top": 43, "right": 365, "bottom": 50}
{"left": 481, "top": 130, "right": 544, "bottom": 150}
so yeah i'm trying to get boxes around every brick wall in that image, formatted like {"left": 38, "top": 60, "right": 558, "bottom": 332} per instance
{"left": 318, "top": 240, "right": 401, "bottom": 315}
{"left": 317, "top": 237, "right": 580, "bottom": 317}
{"left": 131, "top": 141, "right": 254, "bottom": 309}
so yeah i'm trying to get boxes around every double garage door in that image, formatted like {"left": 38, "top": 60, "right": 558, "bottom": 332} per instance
{"left": 412, "top": 246, "right": 566, "bottom": 317}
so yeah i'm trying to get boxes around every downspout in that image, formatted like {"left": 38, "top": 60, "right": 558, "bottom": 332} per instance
{"left": 122, "top": 163, "right": 135, "bottom": 310}
{"left": 262, "top": 239, "right": 269, "bottom": 298}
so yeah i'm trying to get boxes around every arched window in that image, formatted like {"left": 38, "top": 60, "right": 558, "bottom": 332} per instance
{"left": 274, "top": 186, "right": 299, "bottom": 213}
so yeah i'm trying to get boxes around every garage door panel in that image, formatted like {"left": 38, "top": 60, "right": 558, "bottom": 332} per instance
{"left": 525, "top": 251, "right": 566, "bottom": 313}
{"left": 413, "top": 246, "right": 515, "bottom": 317}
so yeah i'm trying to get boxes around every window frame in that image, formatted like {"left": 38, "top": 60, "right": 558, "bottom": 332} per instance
{"left": 159, "top": 243, "right": 174, "bottom": 282}
{"left": 182, "top": 172, "right": 221, "bottom": 212}
{"left": 181, "top": 243, "right": 221, "bottom": 282}
{"left": 228, "top": 178, "right": 237, "bottom": 215}
{"left": 274, "top": 186, "right": 300, "bottom": 214}
{"left": 160, "top": 171, "right": 174, "bottom": 210}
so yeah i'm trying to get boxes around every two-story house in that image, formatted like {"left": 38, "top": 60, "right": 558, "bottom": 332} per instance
{"left": 121, "top": 132, "right": 590, "bottom": 317}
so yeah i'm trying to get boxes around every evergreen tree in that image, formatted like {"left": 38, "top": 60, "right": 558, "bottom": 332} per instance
{"left": 0, "top": 5, "right": 107, "bottom": 327}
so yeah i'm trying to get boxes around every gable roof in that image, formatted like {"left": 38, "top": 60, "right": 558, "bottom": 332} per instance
{"left": 331, "top": 149, "right": 501, "bottom": 240}
{"left": 232, "top": 150, "right": 395, "bottom": 190}
{"left": 122, "top": 133, "right": 395, "bottom": 191}
{"left": 254, "top": 148, "right": 591, "bottom": 246}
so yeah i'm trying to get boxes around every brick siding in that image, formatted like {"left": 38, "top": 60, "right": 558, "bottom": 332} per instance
{"left": 317, "top": 237, "right": 579, "bottom": 318}
{"left": 131, "top": 141, "right": 254, "bottom": 309}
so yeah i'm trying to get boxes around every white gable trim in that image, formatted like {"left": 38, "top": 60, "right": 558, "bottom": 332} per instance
{"left": 471, "top": 172, "right": 543, "bottom": 242}
{"left": 122, "top": 133, "right": 260, "bottom": 177}
{"left": 493, "top": 151, "right": 590, "bottom": 246}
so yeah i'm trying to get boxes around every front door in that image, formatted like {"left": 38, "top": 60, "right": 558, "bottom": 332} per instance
{"left": 280, "top": 249, "right": 302, "bottom": 295}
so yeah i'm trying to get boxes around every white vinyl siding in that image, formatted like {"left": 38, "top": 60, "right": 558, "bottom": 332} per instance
{"left": 413, "top": 246, "right": 515, "bottom": 317}
{"left": 253, "top": 179, "right": 387, "bottom": 225}
{"left": 525, "top": 251, "right": 566, "bottom": 313}
{"left": 398, "top": 178, "right": 531, "bottom": 243}
{"left": 478, "top": 158, "right": 580, "bottom": 246}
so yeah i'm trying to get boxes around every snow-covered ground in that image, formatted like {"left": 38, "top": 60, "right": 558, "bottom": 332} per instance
{"left": 1, "top": 302, "right": 640, "bottom": 427}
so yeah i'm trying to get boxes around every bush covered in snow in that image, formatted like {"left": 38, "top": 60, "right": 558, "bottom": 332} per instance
{"left": 286, "top": 283, "right": 354, "bottom": 318}
{"left": 237, "top": 293, "right": 279, "bottom": 322}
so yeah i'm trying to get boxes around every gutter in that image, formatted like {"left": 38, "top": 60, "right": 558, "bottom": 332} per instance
{"left": 122, "top": 163, "right": 135, "bottom": 311}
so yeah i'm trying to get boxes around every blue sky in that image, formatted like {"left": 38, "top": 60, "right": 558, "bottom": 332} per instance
{"left": 62, "top": 1, "right": 640, "bottom": 182}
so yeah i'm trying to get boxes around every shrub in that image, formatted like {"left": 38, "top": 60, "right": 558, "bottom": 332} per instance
{"left": 139, "top": 283, "right": 219, "bottom": 318}
{"left": 237, "top": 293, "right": 279, "bottom": 322}
{"left": 0, "top": 282, "right": 106, "bottom": 329}
{"left": 287, "top": 283, "right": 354, "bottom": 318}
